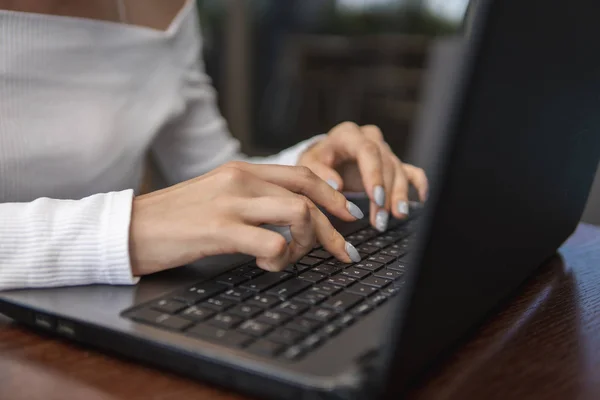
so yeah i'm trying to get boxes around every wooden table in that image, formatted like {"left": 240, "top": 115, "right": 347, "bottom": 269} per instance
{"left": 2, "top": 224, "right": 600, "bottom": 400}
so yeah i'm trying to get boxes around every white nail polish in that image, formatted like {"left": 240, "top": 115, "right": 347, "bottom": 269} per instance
{"left": 345, "top": 241, "right": 361, "bottom": 263}
{"left": 397, "top": 201, "right": 410, "bottom": 216}
{"left": 374, "top": 185, "right": 385, "bottom": 207}
{"left": 327, "top": 179, "right": 339, "bottom": 191}
{"left": 346, "top": 201, "right": 364, "bottom": 219}
{"left": 375, "top": 210, "right": 389, "bottom": 232}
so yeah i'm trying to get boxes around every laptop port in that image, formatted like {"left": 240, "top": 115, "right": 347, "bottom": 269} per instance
{"left": 56, "top": 320, "right": 76, "bottom": 338}
{"left": 33, "top": 313, "right": 55, "bottom": 330}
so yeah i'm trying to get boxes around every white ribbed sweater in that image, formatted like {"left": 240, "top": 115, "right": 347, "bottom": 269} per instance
{"left": 0, "top": 2, "right": 319, "bottom": 290}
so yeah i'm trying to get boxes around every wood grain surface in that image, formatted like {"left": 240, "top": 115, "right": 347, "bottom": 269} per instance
{"left": 1, "top": 224, "right": 599, "bottom": 400}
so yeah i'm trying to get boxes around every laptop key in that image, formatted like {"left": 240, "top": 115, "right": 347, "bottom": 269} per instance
{"left": 281, "top": 345, "right": 304, "bottom": 361}
{"left": 231, "top": 264, "right": 254, "bottom": 274}
{"left": 378, "top": 234, "right": 398, "bottom": 244}
{"left": 326, "top": 274, "right": 357, "bottom": 288}
{"left": 267, "top": 278, "right": 312, "bottom": 300}
{"left": 342, "top": 267, "right": 370, "bottom": 280}
{"left": 364, "top": 240, "right": 388, "bottom": 249}
{"left": 298, "top": 271, "right": 326, "bottom": 283}
{"left": 369, "top": 294, "right": 388, "bottom": 307}
{"left": 238, "top": 320, "right": 273, "bottom": 337}
{"left": 345, "top": 284, "right": 378, "bottom": 297}
{"left": 243, "top": 268, "right": 266, "bottom": 279}
{"left": 208, "top": 313, "right": 243, "bottom": 330}
{"left": 353, "top": 261, "right": 384, "bottom": 272}
{"left": 335, "top": 313, "right": 355, "bottom": 327}
{"left": 246, "top": 339, "right": 284, "bottom": 357}
{"left": 294, "top": 291, "right": 327, "bottom": 305}
{"left": 267, "top": 327, "right": 305, "bottom": 345}
{"left": 173, "top": 282, "right": 228, "bottom": 305}
{"left": 361, "top": 275, "right": 392, "bottom": 288}
{"left": 256, "top": 310, "right": 291, "bottom": 326}
{"left": 180, "top": 305, "right": 216, "bottom": 322}
{"left": 221, "top": 288, "right": 254, "bottom": 302}
{"left": 322, "top": 292, "right": 363, "bottom": 312}
{"left": 228, "top": 304, "right": 263, "bottom": 318}
{"left": 187, "top": 324, "right": 253, "bottom": 347}
{"left": 298, "top": 256, "right": 322, "bottom": 267}
{"left": 151, "top": 299, "right": 187, "bottom": 314}
{"left": 202, "top": 296, "right": 236, "bottom": 312}
{"left": 217, "top": 272, "right": 250, "bottom": 287}
{"left": 311, "top": 264, "right": 343, "bottom": 276}
{"left": 130, "top": 309, "right": 193, "bottom": 331}
{"left": 368, "top": 254, "right": 395, "bottom": 265}
{"left": 320, "top": 323, "right": 341, "bottom": 337}
{"left": 346, "top": 234, "right": 368, "bottom": 245}
{"left": 356, "top": 244, "right": 379, "bottom": 255}
{"left": 283, "top": 264, "right": 311, "bottom": 274}
{"left": 232, "top": 264, "right": 258, "bottom": 275}
{"left": 357, "top": 228, "right": 379, "bottom": 239}
{"left": 240, "top": 271, "right": 293, "bottom": 292}
{"left": 383, "top": 286, "right": 401, "bottom": 297}
{"left": 387, "top": 242, "right": 407, "bottom": 251}
{"left": 352, "top": 302, "right": 373, "bottom": 316}
{"left": 380, "top": 246, "right": 406, "bottom": 258}
{"left": 326, "top": 259, "right": 353, "bottom": 269}
{"left": 374, "top": 268, "right": 404, "bottom": 281}
{"left": 303, "top": 308, "right": 337, "bottom": 322}
{"left": 247, "top": 294, "right": 281, "bottom": 308}
{"left": 310, "top": 283, "right": 342, "bottom": 296}
{"left": 276, "top": 300, "right": 309, "bottom": 316}
{"left": 309, "top": 249, "right": 332, "bottom": 259}
{"left": 386, "top": 260, "right": 407, "bottom": 272}
{"left": 286, "top": 317, "right": 322, "bottom": 333}
{"left": 300, "top": 333, "right": 322, "bottom": 349}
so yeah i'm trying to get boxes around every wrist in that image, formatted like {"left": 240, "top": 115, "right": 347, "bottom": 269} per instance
{"left": 129, "top": 195, "right": 162, "bottom": 276}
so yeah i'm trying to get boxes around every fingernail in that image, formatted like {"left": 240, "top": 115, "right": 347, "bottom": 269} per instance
{"left": 346, "top": 201, "right": 364, "bottom": 219}
{"left": 410, "top": 200, "right": 423, "bottom": 209}
{"left": 375, "top": 210, "right": 389, "bottom": 232}
{"left": 345, "top": 241, "right": 361, "bottom": 263}
{"left": 397, "top": 201, "right": 410, "bottom": 216}
{"left": 327, "top": 179, "right": 339, "bottom": 191}
{"left": 374, "top": 185, "right": 385, "bottom": 207}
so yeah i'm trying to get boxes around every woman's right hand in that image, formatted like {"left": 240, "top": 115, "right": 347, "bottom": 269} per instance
{"left": 129, "top": 161, "right": 365, "bottom": 276}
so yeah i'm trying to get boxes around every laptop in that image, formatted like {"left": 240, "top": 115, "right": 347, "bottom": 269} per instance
{"left": 2, "top": 0, "right": 600, "bottom": 398}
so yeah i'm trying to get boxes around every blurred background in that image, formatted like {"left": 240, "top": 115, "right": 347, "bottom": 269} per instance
{"left": 171, "top": 0, "right": 600, "bottom": 224}
{"left": 194, "top": 0, "right": 469, "bottom": 158}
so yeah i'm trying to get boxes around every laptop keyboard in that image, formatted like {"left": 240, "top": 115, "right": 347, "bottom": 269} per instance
{"left": 123, "top": 213, "right": 419, "bottom": 362}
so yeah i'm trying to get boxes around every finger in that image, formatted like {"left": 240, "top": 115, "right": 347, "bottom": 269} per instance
{"left": 303, "top": 196, "right": 359, "bottom": 265}
{"left": 300, "top": 158, "right": 345, "bottom": 192}
{"left": 234, "top": 196, "right": 316, "bottom": 267}
{"left": 403, "top": 164, "right": 429, "bottom": 202}
{"left": 329, "top": 122, "right": 385, "bottom": 208}
{"left": 361, "top": 125, "right": 395, "bottom": 230}
{"left": 222, "top": 224, "right": 291, "bottom": 272}
{"left": 224, "top": 162, "right": 364, "bottom": 221}
{"left": 234, "top": 194, "right": 359, "bottom": 266}
{"left": 390, "top": 158, "right": 410, "bottom": 220}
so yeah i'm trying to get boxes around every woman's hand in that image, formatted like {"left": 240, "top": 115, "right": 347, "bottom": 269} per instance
{"left": 298, "top": 122, "right": 429, "bottom": 232}
{"left": 129, "top": 161, "right": 365, "bottom": 276}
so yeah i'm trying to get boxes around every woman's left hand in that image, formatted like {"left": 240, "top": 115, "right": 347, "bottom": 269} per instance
{"left": 298, "top": 122, "right": 429, "bottom": 232}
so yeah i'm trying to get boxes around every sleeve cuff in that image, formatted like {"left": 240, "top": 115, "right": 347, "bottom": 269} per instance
{"left": 101, "top": 189, "right": 140, "bottom": 285}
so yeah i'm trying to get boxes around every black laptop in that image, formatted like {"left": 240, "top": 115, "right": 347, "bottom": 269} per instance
{"left": 1, "top": 0, "right": 600, "bottom": 398}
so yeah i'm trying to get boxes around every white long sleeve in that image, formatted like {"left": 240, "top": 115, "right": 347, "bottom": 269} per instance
{"left": 150, "top": 57, "right": 323, "bottom": 185}
{"left": 0, "top": 3, "right": 322, "bottom": 291}
{"left": 0, "top": 191, "right": 139, "bottom": 290}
